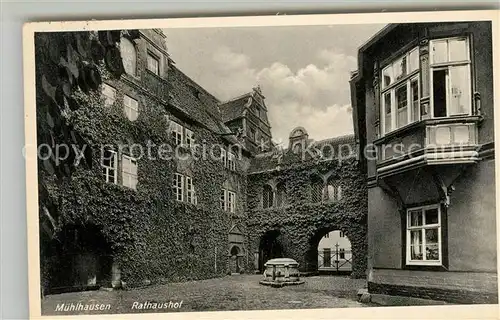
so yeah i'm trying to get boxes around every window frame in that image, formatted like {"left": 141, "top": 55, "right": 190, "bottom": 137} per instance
{"left": 102, "top": 150, "right": 118, "bottom": 184}
{"left": 123, "top": 94, "right": 139, "bottom": 121}
{"left": 406, "top": 204, "right": 443, "bottom": 266}
{"left": 185, "top": 176, "right": 197, "bottom": 205}
{"left": 102, "top": 83, "right": 116, "bottom": 107}
{"left": 172, "top": 173, "right": 184, "bottom": 202}
{"left": 170, "top": 120, "right": 184, "bottom": 146}
{"left": 121, "top": 154, "right": 138, "bottom": 190}
{"left": 429, "top": 36, "right": 472, "bottom": 118}
{"left": 227, "top": 151, "right": 236, "bottom": 171}
{"left": 380, "top": 47, "right": 420, "bottom": 136}
{"left": 146, "top": 52, "right": 160, "bottom": 75}
{"left": 221, "top": 188, "right": 236, "bottom": 213}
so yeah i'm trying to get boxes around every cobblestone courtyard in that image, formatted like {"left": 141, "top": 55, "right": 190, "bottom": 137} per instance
{"left": 42, "top": 275, "right": 373, "bottom": 315}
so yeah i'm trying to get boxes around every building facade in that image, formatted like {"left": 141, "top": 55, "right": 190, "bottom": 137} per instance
{"left": 350, "top": 22, "right": 497, "bottom": 303}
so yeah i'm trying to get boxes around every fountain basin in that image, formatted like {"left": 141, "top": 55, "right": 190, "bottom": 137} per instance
{"left": 259, "top": 258, "right": 304, "bottom": 287}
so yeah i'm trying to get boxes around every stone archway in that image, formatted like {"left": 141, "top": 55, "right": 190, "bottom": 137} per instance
{"left": 258, "top": 230, "right": 284, "bottom": 273}
{"left": 47, "top": 224, "right": 116, "bottom": 294}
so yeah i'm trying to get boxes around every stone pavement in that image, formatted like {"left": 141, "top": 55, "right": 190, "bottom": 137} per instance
{"left": 42, "top": 274, "right": 373, "bottom": 315}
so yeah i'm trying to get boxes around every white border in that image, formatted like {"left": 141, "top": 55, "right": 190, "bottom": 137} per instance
{"left": 23, "top": 9, "right": 500, "bottom": 320}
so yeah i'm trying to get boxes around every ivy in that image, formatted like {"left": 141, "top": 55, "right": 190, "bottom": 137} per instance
{"left": 247, "top": 156, "right": 367, "bottom": 278}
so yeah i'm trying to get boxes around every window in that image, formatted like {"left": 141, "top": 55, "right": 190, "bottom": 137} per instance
{"left": 227, "top": 191, "right": 236, "bottom": 213}
{"left": 102, "top": 84, "right": 116, "bottom": 106}
{"left": 339, "top": 231, "right": 345, "bottom": 238}
{"left": 220, "top": 189, "right": 226, "bottom": 211}
{"left": 120, "top": 37, "right": 137, "bottom": 76}
{"left": 102, "top": 150, "right": 117, "bottom": 183}
{"left": 172, "top": 173, "right": 184, "bottom": 202}
{"left": 172, "top": 173, "right": 197, "bottom": 204}
{"left": 122, "top": 155, "right": 138, "bottom": 190}
{"left": 123, "top": 95, "right": 139, "bottom": 121}
{"left": 310, "top": 176, "right": 323, "bottom": 203}
{"left": 227, "top": 152, "right": 236, "bottom": 171}
{"left": 262, "top": 185, "right": 274, "bottom": 209}
{"left": 324, "top": 180, "right": 342, "bottom": 202}
{"left": 406, "top": 205, "right": 442, "bottom": 265}
{"left": 339, "top": 248, "right": 346, "bottom": 259}
{"left": 381, "top": 47, "right": 420, "bottom": 134}
{"left": 221, "top": 188, "right": 236, "bottom": 213}
{"left": 323, "top": 248, "right": 332, "bottom": 267}
{"left": 276, "top": 182, "right": 286, "bottom": 207}
{"left": 324, "top": 233, "right": 329, "bottom": 238}
{"left": 185, "top": 176, "right": 197, "bottom": 205}
{"left": 170, "top": 120, "right": 195, "bottom": 147}
{"left": 170, "top": 120, "right": 184, "bottom": 146}
{"left": 147, "top": 53, "right": 159, "bottom": 75}
{"left": 185, "top": 128, "right": 194, "bottom": 148}
{"left": 220, "top": 148, "right": 227, "bottom": 166}
{"left": 430, "top": 37, "right": 471, "bottom": 118}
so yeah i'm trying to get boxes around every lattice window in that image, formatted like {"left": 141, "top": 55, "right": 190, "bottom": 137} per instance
{"left": 310, "top": 176, "right": 323, "bottom": 203}
{"left": 276, "top": 182, "right": 286, "bottom": 207}
{"left": 263, "top": 184, "right": 274, "bottom": 209}
{"left": 172, "top": 173, "right": 184, "bottom": 202}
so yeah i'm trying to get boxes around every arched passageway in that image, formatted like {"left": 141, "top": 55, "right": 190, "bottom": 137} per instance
{"left": 46, "top": 224, "right": 115, "bottom": 294}
{"left": 305, "top": 228, "right": 353, "bottom": 275}
{"left": 258, "top": 230, "right": 283, "bottom": 272}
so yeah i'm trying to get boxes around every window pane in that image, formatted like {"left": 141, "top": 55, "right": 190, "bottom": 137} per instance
{"left": 409, "top": 48, "right": 419, "bottom": 72}
{"left": 410, "top": 79, "right": 419, "bottom": 122}
{"left": 382, "top": 65, "right": 393, "bottom": 88}
{"left": 448, "top": 65, "right": 471, "bottom": 116}
{"left": 433, "top": 69, "right": 447, "bottom": 117}
{"left": 396, "top": 85, "right": 408, "bottom": 128}
{"left": 426, "top": 244, "right": 440, "bottom": 261}
{"left": 425, "top": 228, "right": 439, "bottom": 244}
{"left": 425, "top": 208, "right": 439, "bottom": 225}
{"left": 384, "top": 92, "right": 392, "bottom": 133}
{"left": 394, "top": 56, "right": 407, "bottom": 81}
{"left": 410, "top": 230, "right": 423, "bottom": 260}
{"left": 449, "top": 38, "right": 468, "bottom": 62}
{"left": 432, "top": 40, "right": 448, "bottom": 64}
{"left": 409, "top": 210, "right": 423, "bottom": 227}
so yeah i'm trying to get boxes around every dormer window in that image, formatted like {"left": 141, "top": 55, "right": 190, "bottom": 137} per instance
{"left": 147, "top": 52, "right": 160, "bottom": 75}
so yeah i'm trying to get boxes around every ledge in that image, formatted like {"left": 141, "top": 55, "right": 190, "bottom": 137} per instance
{"left": 373, "top": 115, "right": 483, "bottom": 146}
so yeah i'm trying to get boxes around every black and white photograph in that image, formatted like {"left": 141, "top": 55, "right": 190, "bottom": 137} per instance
{"left": 22, "top": 10, "right": 499, "bottom": 319}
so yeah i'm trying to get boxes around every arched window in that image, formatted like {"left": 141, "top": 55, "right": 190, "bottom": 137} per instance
{"left": 310, "top": 176, "right": 323, "bottom": 203}
{"left": 324, "top": 178, "right": 342, "bottom": 202}
{"left": 263, "top": 184, "right": 274, "bottom": 209}
{"left": 276, "top": 182, "right": 286, "bottom": 207}
{"left": 120, "top": 37, "right": 137, "bottom": 76}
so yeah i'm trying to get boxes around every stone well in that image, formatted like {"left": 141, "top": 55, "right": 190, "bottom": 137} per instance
{"left": 259, "top": 258, "right": 305, "bottom": 287}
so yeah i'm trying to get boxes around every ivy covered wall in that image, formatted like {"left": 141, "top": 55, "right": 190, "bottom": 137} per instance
{"left": 36, "top": 30, "right": 248, "bottom": 293}
{"left": 246, "top": 140, "right": 368, "bottom": 278}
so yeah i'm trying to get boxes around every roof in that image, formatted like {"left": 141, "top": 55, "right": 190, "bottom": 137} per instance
{"left": 167, "top": 65, "right": 238, "bottom": 138}
{"left": 249, "top": 134, "right": 356, "bottom": 173}
{"left": 219, "top": 93, "right": 252, "bottom": 122}
{"left": 167, "top": 66, "right": 250, "bottom": 151}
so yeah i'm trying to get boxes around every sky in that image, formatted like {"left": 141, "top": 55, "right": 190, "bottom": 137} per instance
{"left": 163, "top": 24, "right": 386, "bottom": 146}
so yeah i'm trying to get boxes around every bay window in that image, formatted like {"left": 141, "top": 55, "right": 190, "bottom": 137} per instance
{"left": 406, "top": 204, "right": 442, "bottom": 265}
{"left": 430, "top": 37, "right": 471, "bottom": 117}
{"left": 381, "top": 47, "right": 420, "bottom": 135}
